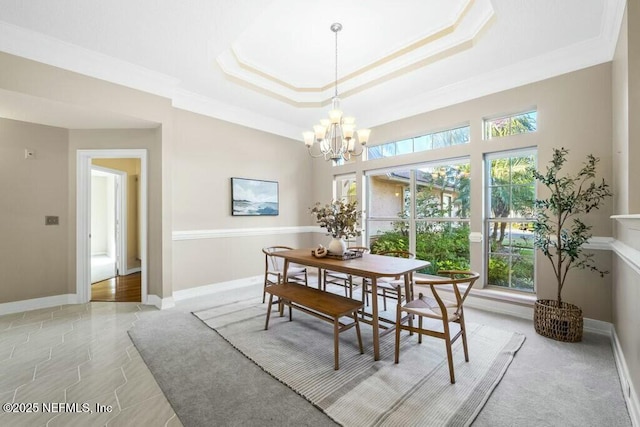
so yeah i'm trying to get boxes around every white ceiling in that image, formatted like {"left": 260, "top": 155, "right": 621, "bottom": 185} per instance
{"left": 0, "top": 0, "right": 626, "bottom": 140}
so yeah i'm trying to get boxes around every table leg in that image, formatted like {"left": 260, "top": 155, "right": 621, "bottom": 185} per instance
{"left": 404, "top": 273, "right": 413, "bottom": 332}
{"left": 371, "top": 277, "right": 380, "bottom": 361}
{"left": 318, "top": 267, "right": 323, "bottom": 290}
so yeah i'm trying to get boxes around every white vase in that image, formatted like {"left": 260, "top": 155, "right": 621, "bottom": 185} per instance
{"left": 328, "top": 238, "right": 347, "bottom": 255}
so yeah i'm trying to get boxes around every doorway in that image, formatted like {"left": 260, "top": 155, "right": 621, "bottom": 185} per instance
{"left": 90, "top": 166, "right": 123, "bottom": 283}
{"left": 77, "top": 149, "right": 148, "bottom": 304}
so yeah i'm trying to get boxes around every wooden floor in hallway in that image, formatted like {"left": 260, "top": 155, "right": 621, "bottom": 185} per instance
{"left": 91, "top": 272, "right": 141, "bottom": 302}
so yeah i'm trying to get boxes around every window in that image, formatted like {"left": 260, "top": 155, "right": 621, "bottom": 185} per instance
{"left": 334, "top": 174, "right": 358, "bottom": 244}
{"left": 367, "top": 125, "right": 470, "bottom": 160}
{"left": 366, "top": 160, "right": 471, "bottom": 275}
{"left": 484, "top": 110, "right": 537, "bottom": 140}
{"left": 485, "top": 149, "right": 536, "bottom": 291}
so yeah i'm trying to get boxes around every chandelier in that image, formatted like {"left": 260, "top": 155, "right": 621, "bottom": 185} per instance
{"left": 303, "top": 23, "right": 371, "bottom": 163}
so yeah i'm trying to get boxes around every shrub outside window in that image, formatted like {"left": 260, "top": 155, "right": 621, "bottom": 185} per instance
{"left": 366, "top": 160, "right": 471, "bottom": 275}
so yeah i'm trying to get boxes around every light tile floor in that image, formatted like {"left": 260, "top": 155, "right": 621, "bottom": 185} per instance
{"left": 0, "top": 302, "right": 182, "bottom": 427}
{"left": 0, "top": 279, "right": 632, "bottom": 426}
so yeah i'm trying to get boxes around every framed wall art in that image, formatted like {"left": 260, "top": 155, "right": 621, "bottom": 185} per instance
{"left": 231, "top": 177, "right": 279, "bottom": 216}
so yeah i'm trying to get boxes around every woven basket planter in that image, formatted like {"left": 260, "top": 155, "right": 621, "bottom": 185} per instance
{"left": 534, "top": 299, "right": 583, "bottom": 342}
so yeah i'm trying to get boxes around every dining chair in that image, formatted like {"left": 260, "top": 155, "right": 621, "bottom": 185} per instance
{"left": 363, "top": 250, "right": 415, "bottom": 311}
{"left": 262, "top": 246, "right": 308, "bottom": 303}
{"left": 323, "top": 246, "right": 370, "bottom": 299}
{"left": 394, "top": 270, "right": 480, "bottom": 384}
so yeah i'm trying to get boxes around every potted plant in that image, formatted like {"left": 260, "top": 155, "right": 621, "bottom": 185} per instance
{"left": 310, "top": 200, "right": 362, "bottom": 255}
{"left": 530, "top": 147, "right": 612, "bottom": 342}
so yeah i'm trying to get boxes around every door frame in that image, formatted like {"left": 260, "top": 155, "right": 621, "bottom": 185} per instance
{"left": 91, "top": 165, "right": 128, "bottom": 276}
{"left": 77, "top": 149, "right": 148, "bottom": 304}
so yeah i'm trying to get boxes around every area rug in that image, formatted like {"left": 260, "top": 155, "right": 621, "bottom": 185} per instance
{"left": 193, "top": 297, "right": 525, "bottom": 427}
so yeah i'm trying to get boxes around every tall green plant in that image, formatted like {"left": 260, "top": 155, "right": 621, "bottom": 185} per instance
{"left": 530, "top": 148, "right": 612, "bottom": 304}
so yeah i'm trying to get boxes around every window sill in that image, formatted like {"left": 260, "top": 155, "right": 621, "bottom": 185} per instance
{"left": 467, "top": 287, "right": 537, "bottom": 306}
{"left": 414, "top": 279, "right": 537, "bottom": 320}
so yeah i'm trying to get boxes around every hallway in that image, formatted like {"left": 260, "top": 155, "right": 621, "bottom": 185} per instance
{"left": 91, "top": 272, "right": 141, "bottom": 302}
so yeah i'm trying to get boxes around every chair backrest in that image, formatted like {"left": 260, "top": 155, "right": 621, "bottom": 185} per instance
{"left": 262, "top": 246, "right": 293, "bottom": 273}
{"left": 378, "top": 250, "right": 415, "bottom": 259}
{"left": 414, "top": 270, "right": 480, "bottom": 320}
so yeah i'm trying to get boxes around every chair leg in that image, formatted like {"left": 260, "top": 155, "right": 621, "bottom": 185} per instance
{"left": 382, "top": 289, "right": 387, "bottom": 311}
{"left": 334, "top": 318, "right": 340, "bottom": 370}
{"left": 459, "top": 312, "right": 469, "bottom": 362}
{"left": 262, "top": 273, "right": 269, "bottom": 303}
{"left": 354, "top": 314, "right": 364, "bottom": 354}
{"left": 418, "top": 316, "right": 423, "bottom": 344}
{"left": 394, "top": 304, "right": 402, "bottom": 364}
{"left": 264, "top": 293, "right": 274, "bottom": 330}
{"left": 443, "top": 322, "right": 455, "bottom": 384}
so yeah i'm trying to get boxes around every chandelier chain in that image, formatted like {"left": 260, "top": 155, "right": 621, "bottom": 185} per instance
{"left": 334, "top": 25, "right": 338, "bottom": 98}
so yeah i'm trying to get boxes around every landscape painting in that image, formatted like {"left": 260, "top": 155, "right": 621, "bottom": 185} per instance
{"left": 231, "top": 178, "right": 279, "bottom": 216}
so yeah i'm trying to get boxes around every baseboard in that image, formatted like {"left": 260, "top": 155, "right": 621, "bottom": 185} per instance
{"left": 172, "top": 276, "right": 262, "bottom": 302}
{"left": 583, "top": 318, "right": 613, "bottom": 335}
{"left": 0, "top": 294, "right": 78, "bottom": 316}
{"left": 464, "top": 293, "right": 534, "bottom": 320}
{"left": 146, "top": 294, "right": 175, "bottom": 310}
{"left": 126, "top": 267, "right": 141, "bottom": 275}
{"left": 612, "top": 327, "right": 640, "bottom": 426}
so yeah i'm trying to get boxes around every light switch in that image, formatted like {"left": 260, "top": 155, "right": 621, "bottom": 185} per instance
{"left": 45, "top": 216, "right": 59, "bottom": 225}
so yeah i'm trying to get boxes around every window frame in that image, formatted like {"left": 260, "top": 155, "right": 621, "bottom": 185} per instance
{"left": 483, "top": 148, "right": 537, "bottom": 292}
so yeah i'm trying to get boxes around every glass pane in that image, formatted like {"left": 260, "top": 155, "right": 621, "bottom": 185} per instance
{"left": 487, "top": 222, "right": 535, "bottom": 292}
{"left": 416, "top": 162, "right": 470, "bottom": 219}
{"left": 511, "top": 253, "right": 535, "bottom": 291}
{"left": 368, "top": 171, "right": 410, "bottom": 218}
{"left": 450, "top": 127, "right": 470, "bottom": 145}
{"left": 511, "top": 185, "right": 535, "bottom": 217}
{"left": 415, "top": 221, "right": 470, "bottom": 275}
{"left": 511, "top": 111, "right": 537, "bottom": 134}
{"left": 489, "top": 185, "right": 510, "bottom": 219}
{"left": 382, "top": 142, "right": 396, "bottom": 158}
{"left": 414, "top": 135, "right": 431, "bottom": 152}
{"left": 336, "top": 176, "right": 357, "bottom": 204}
{"left": 367, "top": 145, "right": 383, "bottom": 160}
{"left": 368, "top": 220, "right": 409, "bottom": 253}
{"left": 396, "top": 139, "right": 413, "bottom": 155}
{"left": 432, "top": 131, "right": 449, "bottom": 149}
{"left": 487, "top": 253, "right": 511, "bottom": 288}
{"left": 489, "top": 117, "right": 510, "bottom": 138}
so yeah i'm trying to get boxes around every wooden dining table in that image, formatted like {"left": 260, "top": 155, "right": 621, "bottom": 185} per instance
{"left": 272, "top": 248, "right": 430, "bottom": 361}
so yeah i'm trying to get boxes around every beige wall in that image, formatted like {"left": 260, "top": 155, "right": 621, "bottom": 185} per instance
{"left": 612, "top": 1, "right": 640, "bottom": 415}
{"left": 170, "top": 108, "right": 315, "bottom": 291}
{"left": 0, "top": 118, "right": 69, "bottom": 302}
{"left": 316, "top": 63, "right": 615, "bottom": 322}
{"left": 92, "top": 158, "right": 142, "bottom": 270}
{"left": 0, "top": 51, "right": 317, "bottom": 301}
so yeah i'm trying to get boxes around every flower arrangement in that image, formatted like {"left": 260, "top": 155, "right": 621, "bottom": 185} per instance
{"left": 310, "top": 200, "right": 362, "bottom": 240}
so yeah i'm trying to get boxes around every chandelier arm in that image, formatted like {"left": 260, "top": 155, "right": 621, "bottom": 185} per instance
{"left": 307, "top": 145, "right": 327, "bottom": 158}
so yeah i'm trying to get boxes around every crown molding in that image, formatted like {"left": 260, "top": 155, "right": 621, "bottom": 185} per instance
{"left": 215, "top": 0, "right": 493, "bottom": 106}
{"left": 0, "top": 20, "right": 179, "bottom": 98}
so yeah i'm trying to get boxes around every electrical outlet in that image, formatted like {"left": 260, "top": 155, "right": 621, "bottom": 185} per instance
{"left": 45, "top": 216, "right": 59, "bottom": 225}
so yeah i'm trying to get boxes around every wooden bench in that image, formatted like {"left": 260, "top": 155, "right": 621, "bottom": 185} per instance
{"left": 264, "top": 282, "right": 364, "bottom": 370}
